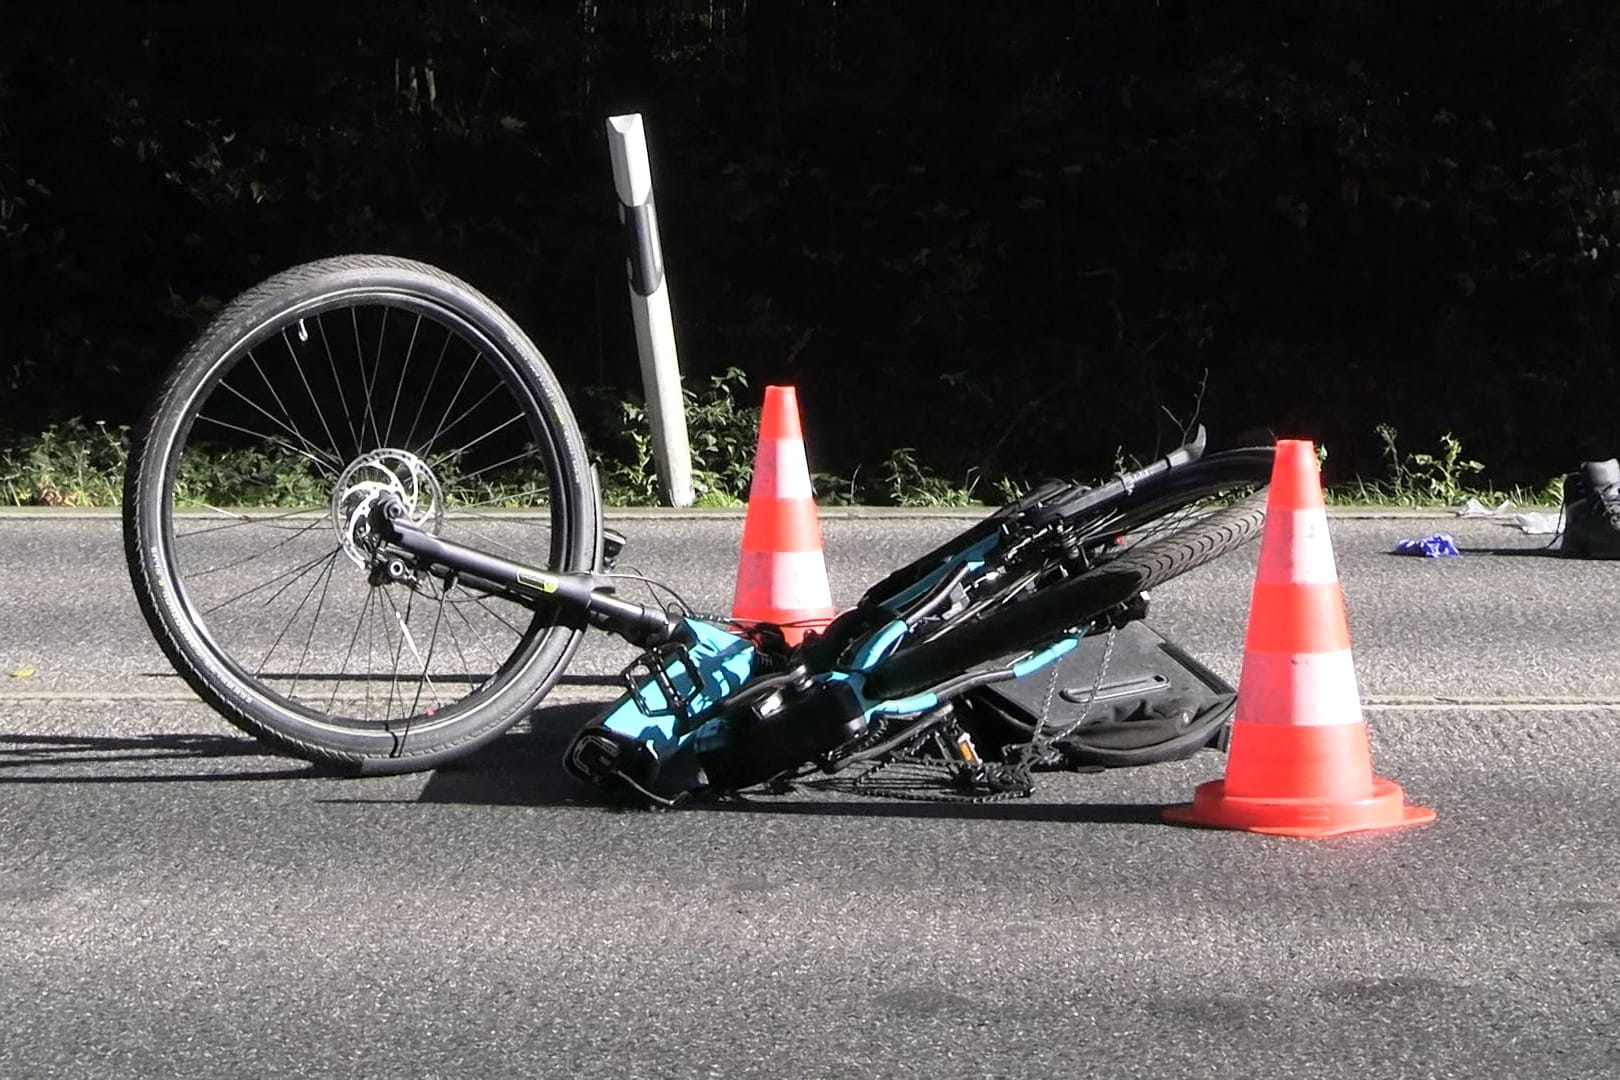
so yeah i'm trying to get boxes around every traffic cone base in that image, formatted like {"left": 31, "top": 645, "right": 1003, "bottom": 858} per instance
{"left": 1163, "top": 721, "right": 1437, "bottom": 837}
{"left": 731, "top": 386, "right": 835, "bottom": 645}
{"left": 1161, "top": 439, "right": 1435, "bottom": 837}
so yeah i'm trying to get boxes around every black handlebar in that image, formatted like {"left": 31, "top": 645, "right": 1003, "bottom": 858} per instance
{"left": 1114, "top": 424, "right": 1206, "bottom": 492}
{"left": 368, "top": 495, "right": 681, "bottom": 647}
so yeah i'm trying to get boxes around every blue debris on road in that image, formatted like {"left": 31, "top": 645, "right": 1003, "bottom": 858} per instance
{"left": 1392, "top": 533, "right": 1461, "bottom": 558}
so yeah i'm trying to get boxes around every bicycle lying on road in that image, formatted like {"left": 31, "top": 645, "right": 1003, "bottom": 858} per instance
{"left": 122, "top": 256, "right": 1275, "bottom": 806}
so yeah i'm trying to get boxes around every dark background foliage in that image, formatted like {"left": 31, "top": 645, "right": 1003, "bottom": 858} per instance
{"left": 4, "top": 1, "right": 1619, "bottom": 487}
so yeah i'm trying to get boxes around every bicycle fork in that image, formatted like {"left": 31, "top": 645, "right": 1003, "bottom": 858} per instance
{"left": 366, "top": 493, "right": 679, "bottom": 648}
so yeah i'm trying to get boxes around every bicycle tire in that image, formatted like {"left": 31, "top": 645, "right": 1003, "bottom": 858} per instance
{"left": 899, "top": 447, "right": 1273, "bottom": 637}
{"left": 124, "top": 255, "right": 600, "bottom": 773}
{"left": 1056, "top": 446, "right": 1274, "bottom": 549}
{"left": 865, "top": 454, "right": 1271, "bottom": 701}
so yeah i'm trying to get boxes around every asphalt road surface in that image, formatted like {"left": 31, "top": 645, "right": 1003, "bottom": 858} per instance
{"left": 2, "top": 509, "right": 1618, "bottom": 1079}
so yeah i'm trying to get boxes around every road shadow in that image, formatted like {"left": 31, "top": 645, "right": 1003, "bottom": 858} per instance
{"left": 406, "top": 702, "right": 610, "bottom": 809}
{"left": 129, "top": 671, "right": 628, "bottom": 687}
{"left": 559, "top": 674, "right": 628, "bottom": 689}
{"left": 1376, "top": 545, "right": 1575, "bottom": 559}
{"left": 692, "top": 794, "right": 1170, "bottom": 824}
{"left": 1451, "top": 544, "right": 1573, "bottom": 558}
{"left": 406, "top": 704, "right": 1171, "bottom": 824}
{"left": 1380, "top": 541, "right": 1569, "bottom": 559}
{"left": 3, "top": 700, "right": 610, "bottom": 793}
{"left": 0, "top": 730, "right": 321, "bottom": 783}
{"left": 5, "top": 708, "right": 1181, "bottom": 825}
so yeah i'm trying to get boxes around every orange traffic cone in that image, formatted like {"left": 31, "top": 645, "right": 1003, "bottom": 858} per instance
{"left": 730, "top": 385, "right": 835, "bottom": 646}
{"left": 1162, "top": 439, "right": 1436, "bottom": 837}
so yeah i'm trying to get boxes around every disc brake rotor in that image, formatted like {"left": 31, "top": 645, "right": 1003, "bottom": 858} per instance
{"left": 331, "top": 449, "right": 445, "bottom": 568}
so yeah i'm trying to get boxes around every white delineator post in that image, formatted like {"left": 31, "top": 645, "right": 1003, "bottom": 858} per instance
{"left": 605, "top": 113, "right": 694, "bottom": 507}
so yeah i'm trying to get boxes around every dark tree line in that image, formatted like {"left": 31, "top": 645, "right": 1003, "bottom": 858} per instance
{"left": 4, "top": 2, "right": 1620, "bottom": 486}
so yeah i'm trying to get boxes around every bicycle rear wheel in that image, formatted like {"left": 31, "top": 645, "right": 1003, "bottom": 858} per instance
{"left": 1055, "top": 446, "right": 1274, "bottom": 560}
{"left": 866, "top": 450, "right": 1272, "bottom": 700}
{"left": 124, "top": 255, "right": 600, "bottom": 773}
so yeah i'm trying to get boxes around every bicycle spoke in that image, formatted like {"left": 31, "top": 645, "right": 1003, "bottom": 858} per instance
{"left": 442, "top": 521, "right": 544, "bottom": 561}
{"left": 364, "top": 580, "right": 377, "bottom": 721}
{"left": 199, "top": 546, "right": 341, "bottom": 618}
{"left": 425, "top": 385, "right": 513, "bottom": 465}
{"left": 282, "top": 326, "right": 346, "bottom": 463}
{"left": 441, "top": 598, "right": 492, "bottom": 689}
{"left": 314, "top": 314, "right": 364, "bottom": 458}
{"left": 441, "top": 445, "right": 549, "bottom": 499}
{"left": 195, "top": 406, "right": 341, "bottom": 478}
{"left": 325, "top": 582, "right": 378, "bottom": 716}
{"left": 462, "top": 590, "right": 531, "bottom": 641}
{"left": 175, "top": 508, "right": 326, "bottom": 541}
{"left": 403, "top": 328, "right": 455, "bottom": 454}
{"left": 256, "top": 548, "right": 342, "bottom": 681}
{"left": 240, "top": 351, "right": 343, "bottom": 472}
{"left": 285, "top": 552, "right": 346, "bottom": 700}
{"left": 352, "top": 307, "right": 384, "bottom": 449}
{"left": 385, "top": 312, "right": 424, "bottom": 447}
{"left": 369, "top": 306, "right": 391, "bottom": 429}
{"left": 423, "top": 353, "right": 482, "bottom": 458}
{"left": 379, "top": 585, "right": 413, "bottom": 723}
{"left": 181, "top": 516, "right": 329, "bottom": 577}
{"left": 406, "top": 585, "right": 449, "bottom": 718}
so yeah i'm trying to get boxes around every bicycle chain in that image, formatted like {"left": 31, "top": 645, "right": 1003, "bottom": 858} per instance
{"left": 821, "top": 624, "right": 1120, "bottom": 805}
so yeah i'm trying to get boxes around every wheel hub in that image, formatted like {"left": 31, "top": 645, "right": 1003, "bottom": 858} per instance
{"left": 331, "top": 449, "right": 445, "bottom": 568}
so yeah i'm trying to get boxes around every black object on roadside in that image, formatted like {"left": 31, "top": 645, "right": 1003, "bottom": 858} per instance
{"left": 1561, "top": 458, "right": 1620, "bottom": 559}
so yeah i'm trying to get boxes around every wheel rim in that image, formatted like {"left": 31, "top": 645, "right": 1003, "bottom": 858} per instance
{"left": 936, "top": 455, "right": 1272, "bottom": 631}
{"left": 1075, "top": 465, "right": 1270, "bottom": 560}
{"left": 153, "top": 289, "right": 580, "bottom": 737}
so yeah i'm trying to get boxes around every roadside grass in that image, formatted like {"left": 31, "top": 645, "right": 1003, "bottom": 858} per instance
{"left": 0, "top": 415, "right": 1564, "bottom": 512}
{"left": 1322, "top": 479, "right": 1559, "bottom": 510}
{"left": 0, "top": 419, "right": 128, "bottom": 508}
{"left": 1319, "top": 426, "right": 1562, "bottom": 510}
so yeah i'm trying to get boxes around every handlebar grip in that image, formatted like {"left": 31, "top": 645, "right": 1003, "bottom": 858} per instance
{"left": 1114, "top": 424, "right": 1206, "bottom": 491}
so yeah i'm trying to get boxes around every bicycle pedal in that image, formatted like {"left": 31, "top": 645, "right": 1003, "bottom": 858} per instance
{"left": 619, "top": 642, "right": 703, "bottom": 723}
{"left": 602, "top": 527, "right": 627, "bottom": 570}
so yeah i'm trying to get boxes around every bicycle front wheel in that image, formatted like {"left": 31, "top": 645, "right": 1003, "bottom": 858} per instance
{"left": 124, "top": 255, "right": 600, "bottom": 773}
{"left": 866, "top": 450, "right": 1273, "bottom": 700}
